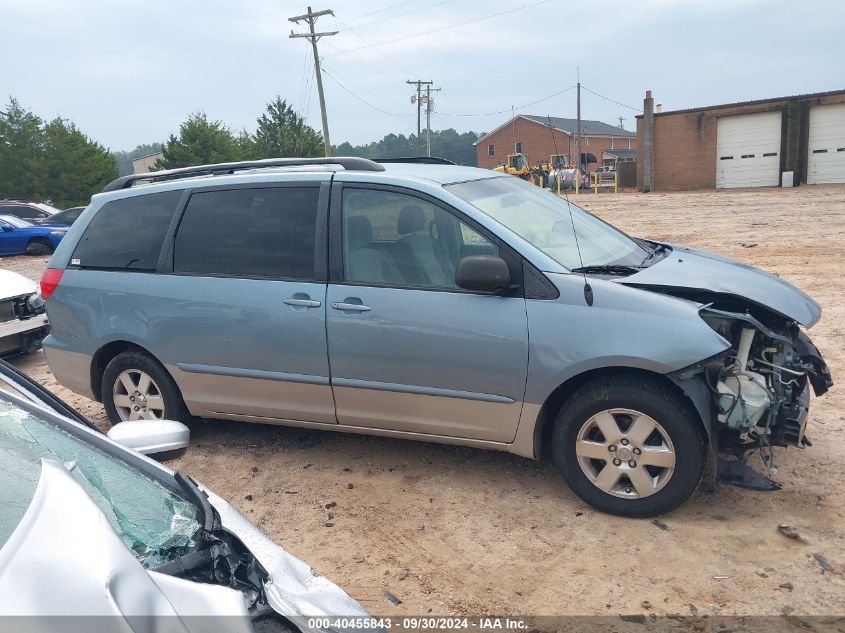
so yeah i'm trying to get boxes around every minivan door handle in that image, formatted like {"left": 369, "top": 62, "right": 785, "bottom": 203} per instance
{"left": 331, "top": 301, "right": 372, "bottom": 312}
{"left": 283, "top": 295, "right": 321, "bottom": 309}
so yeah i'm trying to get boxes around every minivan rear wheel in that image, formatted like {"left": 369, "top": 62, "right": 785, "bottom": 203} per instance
{"left": 552, "top": 375, "right": 705, "bottom": 517}
{"left": 102, "top": 351, "right": 189, "bottom": 426}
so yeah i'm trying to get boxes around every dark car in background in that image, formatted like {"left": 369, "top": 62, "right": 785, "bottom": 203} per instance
{"left": 36, "top": 206, "right": 86, "bottom": 227}
{"left": 0, "top": 215, "right": 68, "bottom": 255}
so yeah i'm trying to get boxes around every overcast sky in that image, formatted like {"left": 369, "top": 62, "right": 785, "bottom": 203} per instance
{"left": 3, "top": 0, "right": 843, "bottom": 152}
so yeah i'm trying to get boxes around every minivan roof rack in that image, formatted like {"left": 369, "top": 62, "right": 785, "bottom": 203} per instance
{"left": 102, "top": 157, "right": 386, "bottom": 193}
{"left": 375, "top": 156, "right": 456, "bottom": 165}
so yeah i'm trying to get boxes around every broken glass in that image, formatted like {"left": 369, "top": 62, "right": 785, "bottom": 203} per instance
{"left": 0, "top": 398, "right": 200, "bottom": 566}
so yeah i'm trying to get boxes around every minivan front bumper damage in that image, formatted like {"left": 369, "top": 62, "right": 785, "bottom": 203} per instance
{"left": 667, "top": 305, "right": 831, "bottom": 491}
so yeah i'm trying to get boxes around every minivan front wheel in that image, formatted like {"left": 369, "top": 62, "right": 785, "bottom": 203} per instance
{"left": 102, "top": 351, "right": 189, "bottom": 426}
{"left": 552, "top": 375, "right": 705, "bottom": 517}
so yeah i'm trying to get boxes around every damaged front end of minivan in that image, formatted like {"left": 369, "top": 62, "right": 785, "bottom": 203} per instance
{"left": 668, "top": 300, "right": 832, "bottom": 489}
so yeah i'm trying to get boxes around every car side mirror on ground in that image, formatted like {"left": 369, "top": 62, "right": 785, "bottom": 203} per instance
{"left": 107, "top": 420, "right": 190, "bottom": 457}
{"left": 455, "top": 255, "right": 511, "bottom": 293}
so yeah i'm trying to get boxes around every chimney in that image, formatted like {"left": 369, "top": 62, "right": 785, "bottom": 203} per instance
{"left": 656, "top": 103, "right": 663, "bottom": 113}
{"left": 642, "top": 90, "right": 655, "bottom": 192}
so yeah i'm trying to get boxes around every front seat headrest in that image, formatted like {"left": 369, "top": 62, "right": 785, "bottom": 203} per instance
{"left": 398, "top": 205, "right": 426, "bottom": 236}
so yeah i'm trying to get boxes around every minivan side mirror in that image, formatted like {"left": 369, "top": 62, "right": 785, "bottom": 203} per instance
{"left": 107, "top": 420, "right": 190, "bottom": 457}
{"left": 455, "top": 255, "right": 511, "bottom": 293}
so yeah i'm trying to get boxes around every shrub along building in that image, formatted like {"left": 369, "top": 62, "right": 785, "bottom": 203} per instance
{"left": 474, "top": 114, "right": 636, "bottom": 171}
{"left": 637, "top": 88, "right": 845, "bottom": 191}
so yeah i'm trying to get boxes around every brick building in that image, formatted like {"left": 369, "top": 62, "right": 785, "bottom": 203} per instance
{"left": 636, "top": 89, "right": 845, "bottom": 191}
{"left": 474, "top": 114, "right": 635, "bottom": 171}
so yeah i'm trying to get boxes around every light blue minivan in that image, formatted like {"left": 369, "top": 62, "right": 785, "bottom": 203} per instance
{"left": 41, "top": 157, "right": 832, "bottom": 516}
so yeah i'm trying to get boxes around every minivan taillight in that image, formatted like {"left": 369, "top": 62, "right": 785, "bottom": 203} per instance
{"left": 39, "top": 268, "right": 64, "bottom": 300}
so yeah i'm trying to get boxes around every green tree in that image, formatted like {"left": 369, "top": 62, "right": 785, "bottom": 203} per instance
{"left": 335, "top": 129, "right": 479, "bottom": 165}
{"left": 156, "top": 112, "right": 241, "bottom": 169}
{"left": 41, "top": 117, "right": 118, "bottom": 207}
{"left": 235, "top": 128, "right": 257, "bottom": 161}
{"left": 0, "top": 98, "right": 45, "bottom": 200}
{"left": 253, "top": 97, "right": 323, "bottom": 158}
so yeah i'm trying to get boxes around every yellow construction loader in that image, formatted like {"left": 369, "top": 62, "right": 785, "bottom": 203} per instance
{"left": 494, "top": 153, "right": 544, "bottom": 184}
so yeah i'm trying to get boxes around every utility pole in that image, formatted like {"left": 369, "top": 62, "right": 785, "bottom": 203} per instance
{"left": 576, "top": 69, "right": 581, "bottom": 194}
{"left": 425, "top": 84, "right": 441, "bottom": 157}
{"left": 407, "top": 80, "right": 433, "bottom": 156}
{"left": 618, "top": 116, "right": 625, "bottom": 129}
{"left": 290, "top": 6, "right": 337, "bottom": 157}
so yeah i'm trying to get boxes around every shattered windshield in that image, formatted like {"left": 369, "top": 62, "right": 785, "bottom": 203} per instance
{"left": 0, "top": 397, "right": 200, "bottom": 567}
{"left": 446, "top": 176, "right": 648, "bottom": 270}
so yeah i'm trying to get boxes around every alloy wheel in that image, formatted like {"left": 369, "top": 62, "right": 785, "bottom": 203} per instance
{"left": 112, "top": 369, "right": 166, "bottom": 421}
{"left": 575, "top": 408, "right": 676, "bottom": 499}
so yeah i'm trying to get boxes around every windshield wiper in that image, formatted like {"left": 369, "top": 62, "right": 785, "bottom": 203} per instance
{"left": 639, "top": 242, "right": 665, "bottom": 267}
{"left": 570, "top": 264, "right": 642, "bottom": 276}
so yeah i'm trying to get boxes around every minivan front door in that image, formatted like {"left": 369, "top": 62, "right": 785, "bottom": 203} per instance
{"left": 326, "top": 186, "right": 528, "bottom": 442}
{"left": 162, "top": 182, "right": 336, "bottom": 424}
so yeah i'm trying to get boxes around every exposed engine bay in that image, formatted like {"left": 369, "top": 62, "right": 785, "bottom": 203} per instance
{"left": 677, "top": 297, "right": 833, "bottom": 483}
{"left": 0, "top": 290, "right": 48, "bottom": 357}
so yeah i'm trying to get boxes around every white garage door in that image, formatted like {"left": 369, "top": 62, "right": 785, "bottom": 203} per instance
{"left": 807, "top": 103, "right": 845, "bottom": 184}
{"left": 716, "top": 112, "right": 782, "bottom": 188}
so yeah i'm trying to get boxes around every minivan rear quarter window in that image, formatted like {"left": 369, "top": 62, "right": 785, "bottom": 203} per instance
{"left": 173, "top": 187, "right": 319, "bottom": 279}
{"left": 72, "top": 190, "right": 181, "bottom": 270}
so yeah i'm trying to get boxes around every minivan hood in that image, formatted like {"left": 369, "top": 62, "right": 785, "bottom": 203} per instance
{"left": 619, "top": 243, "right": 821, "bottom": 327}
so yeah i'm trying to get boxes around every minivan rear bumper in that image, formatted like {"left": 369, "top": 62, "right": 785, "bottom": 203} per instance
{"left": 42, "top": 332, "right": 95, "bottom": 400}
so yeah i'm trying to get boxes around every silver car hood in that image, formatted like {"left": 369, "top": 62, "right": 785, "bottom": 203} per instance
{"left": 619, "top": 243, "right": 822, "bottom": 327}
{"left": 0, "top": 460, "right": 367, "bottom": 629}
{"left": 0, "top": 270, "right": 37, "bottom": 300}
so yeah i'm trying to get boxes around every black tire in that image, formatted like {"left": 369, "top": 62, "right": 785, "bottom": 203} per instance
{"left": 102, "top": 350, "right": 190, "bottom": 426}
{"left": 552, "top": 374, "right": 706, "bottom": 517}
{"left": 26, "top": 239, "right": 53, "bottom": 256}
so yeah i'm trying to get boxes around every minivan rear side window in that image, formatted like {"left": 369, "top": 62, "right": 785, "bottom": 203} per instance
{"left": 173, "top": 187, "right": 319, "bottom": 280}
{"left": 72, "top": 191, "right": 181, "bottom": 270}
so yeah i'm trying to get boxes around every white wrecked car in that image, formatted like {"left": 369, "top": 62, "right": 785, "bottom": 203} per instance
{"left": 0, "top": 359, "right": 370, "bottom": 632}
{"left": 0, "top": 270, "right": 49, "bottom": 357}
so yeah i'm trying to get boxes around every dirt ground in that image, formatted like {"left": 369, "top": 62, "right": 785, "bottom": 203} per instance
{"left": 3, "top": 185, "right": 844, "bottom": 618}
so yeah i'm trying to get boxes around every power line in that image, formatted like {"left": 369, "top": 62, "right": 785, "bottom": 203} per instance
{"left": 342, "top": 0, "right": 453, "bottom": 31}
{"left": 437, "top": 84, "right": 576, "bottom": 117}
{"left": 580, "top": 85, "right": 642, "bottom": 112}
{"left": 321, "top": 66, "right": 413, "bottom": 117}
{"left": 321, "top": 64, "right": 407, "bottom": 106}
{"left": 330, "top": 14, "right": 421, "bottom": 80}
{"left": 323, "top": 39, "right": 406, "bottom": 84}
{"left": 324, "top": 0, "right": 553, "bottom": 56}
{"left": 324, "top": 0, "right": 421, "bottom": 28}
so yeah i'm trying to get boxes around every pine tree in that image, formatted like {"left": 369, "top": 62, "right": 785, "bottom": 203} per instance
{"left": 156, "top": 112, "right": 242, "bottom": 169}
{"left": 253, "top": 97, "right": 323, "bottom": 158}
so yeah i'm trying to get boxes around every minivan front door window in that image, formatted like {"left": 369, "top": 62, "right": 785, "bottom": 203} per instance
{"left": 341, "top": 188, "right": 498, "bottom": 289}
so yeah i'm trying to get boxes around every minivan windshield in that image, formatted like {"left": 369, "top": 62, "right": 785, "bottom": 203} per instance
{"left": 0, "top": 396, "right": 200, "bottom": 567}
{"left": 445, "top": 177, "right": 648, "bottom": 270}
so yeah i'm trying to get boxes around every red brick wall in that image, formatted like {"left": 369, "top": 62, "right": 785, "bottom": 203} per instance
{"left": 636, "top": 92, "right": 845, "bottom": 191}
{"left": 475, "top": 118, "right": 635, "bottom": 171}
